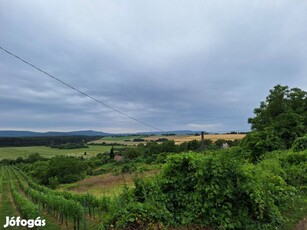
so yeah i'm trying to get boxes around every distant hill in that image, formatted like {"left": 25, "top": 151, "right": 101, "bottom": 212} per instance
{"left": 0, "top": 130, "right": 110, "bottom": 137}
{"left": 0, "top": 130, "right": 206, "bottom": 137}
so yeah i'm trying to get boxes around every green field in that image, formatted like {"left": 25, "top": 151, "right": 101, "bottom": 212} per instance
{"left": 0, "top": 145, "right": 115, "bottom": 160}
{"left": 98, "top": 135, "right": 145, "bottom": 141}
{"left": 90, "top": 135, "right": 148, "bottom": 146}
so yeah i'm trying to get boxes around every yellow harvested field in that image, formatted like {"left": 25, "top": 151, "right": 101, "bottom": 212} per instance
{"left": 144, "top": 134, "right": 246, "bottom": 144}
{"left": 91, "top": 134, "right": 246, "bottom": 146}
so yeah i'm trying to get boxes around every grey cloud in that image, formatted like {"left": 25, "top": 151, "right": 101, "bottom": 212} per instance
{"left": 0, "top": 0, "right": 306, "bottom": 132}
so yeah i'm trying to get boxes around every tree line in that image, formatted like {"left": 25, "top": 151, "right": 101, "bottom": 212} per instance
{"left": 0, "top": 136, "right": 99, "bottom": 147}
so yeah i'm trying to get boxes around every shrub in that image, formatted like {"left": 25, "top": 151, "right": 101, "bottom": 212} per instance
{"left": 292, "top": 135, "right": 307, "bottom": 152}
{"left": 133, "top": 138, "right": 145, "bottom": 142}
{"left": 125, "top": 148, "right": 143, "bottom": 159}
{"left": 47, "top": 156, "right": 88, "bottom": 183}
{"left": 121, "top": 163, "right": 137, "bottom": 173}
{"left": 156, "top": 152, "right": 295, "bottom": 228}
{"left": 215, "top": 139, "right": 227, "bottom": 148}
{"left": 155, "top": 138, "right": 168, "bottom": 142}
{"left": 103, "top": 151, "right": 298, "bottom": 229}
{"left": 48, "top": 176, "right": 59, "bottom": 189}
{"left": 109, "top": 202, "right": 169, "bottom": 229}
{"left": 241, "top": 130, "right": 285, "bottom": 162}
{"left": 262, "top": 150, "right": 307, "bottom": 190}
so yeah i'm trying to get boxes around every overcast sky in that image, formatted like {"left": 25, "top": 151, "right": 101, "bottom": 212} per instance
{"left": 0, "top": 1, "right": 306, "bottom": 133}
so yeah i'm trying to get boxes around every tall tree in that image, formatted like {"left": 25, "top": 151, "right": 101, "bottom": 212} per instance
{"left": 243, "top": 84, "right": 307, "bottom": 161}
{"left": 109, "top": 146, "right": 114, "bottom": 159}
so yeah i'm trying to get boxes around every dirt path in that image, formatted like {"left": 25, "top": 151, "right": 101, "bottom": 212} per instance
{"left": 293, "top": 217, "right": 307, "bottom": 230}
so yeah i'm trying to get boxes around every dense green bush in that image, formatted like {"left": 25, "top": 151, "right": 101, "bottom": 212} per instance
{"left": 241, "top": 130, "right": 286, "bottom": 162}
{"left": 21, "top": 155, "right": 88, "bottom": 185}
{"left": 261, "top": 150, "right": 307, "bottom": 191}
{"left": 121, "top": 163, "right": 137, "bottom": 173}
{"left": 125, "top": 148, "right": 144, "bottom": 159}
{"left": 215, "top": 139, "right": 227, "bottom": 148}
{"left": 292, "top": 135, "right": 307, "bottom": 152}
{"left": 103, "top": 150, "right": 299, "bottom": 229}
{"left": 50, "top": 142, "right": 88, "bottom": 149}
{"left": 158, "top": 153, "right": 295, "bottom": 228}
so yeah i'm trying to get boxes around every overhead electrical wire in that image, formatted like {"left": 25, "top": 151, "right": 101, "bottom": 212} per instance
{"left": 0, "top": 46, "right": 165, "bottom": 132}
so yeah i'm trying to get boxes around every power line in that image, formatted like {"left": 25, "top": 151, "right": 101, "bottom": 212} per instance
{"left": 0, "top": 46, "right": 165, "bottom": 132}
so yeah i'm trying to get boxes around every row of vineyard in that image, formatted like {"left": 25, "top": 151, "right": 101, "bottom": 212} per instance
{"left": 12, "top": 168, "right": 83, "bottom": 228}
{"left": 0, "top": 166, "right": 62, "bottom": 229}
{"left": 14, "top": 166, "right": 110, "bottom": 219}
{"left": 2, "top": 165, "right": 110, "bottom": 230}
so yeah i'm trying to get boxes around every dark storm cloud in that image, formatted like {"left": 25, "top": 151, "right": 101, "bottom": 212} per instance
{"left": 0, "top": 0, "right": 306, "bottom": 133}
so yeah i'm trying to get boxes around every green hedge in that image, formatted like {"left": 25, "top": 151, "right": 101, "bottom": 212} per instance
{"left": 102, "top": 149, "right": 306, "bottom": 229}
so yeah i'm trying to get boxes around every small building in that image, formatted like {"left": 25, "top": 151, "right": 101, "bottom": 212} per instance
{"left": 114, "top": 155, "right": 124, "bottom": 161}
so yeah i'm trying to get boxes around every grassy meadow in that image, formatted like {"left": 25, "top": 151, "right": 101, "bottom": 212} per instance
{"left": 0, "top": 145, "right": 114, "bottom": 160}
{"left": 59, "top": 168, "right": 159, "bottom": 197}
